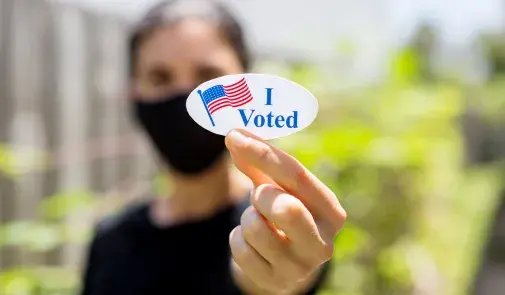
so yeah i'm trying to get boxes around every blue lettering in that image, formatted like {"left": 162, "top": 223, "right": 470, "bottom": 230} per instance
{"left": 265, "top": 88, "right": 273, "bottom": 105}
{"left": 286, "top": 111, "right": 298, "bottom": 128}
{"left": 275, "top": 115, "right": 285, "bottom": 128}
{"left": 237, "top": 109, "right": 298, "bottom": 129}
{"left": 238, "top": 109, "right": 255, "bottom": 126}
{"left": 254, "top": 115, "right": 265, "bottom": 127}
{"left": 266, "top": 112, "right": 274, "bottom": 127}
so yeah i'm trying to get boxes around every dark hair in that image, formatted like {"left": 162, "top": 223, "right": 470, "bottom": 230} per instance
{"left": 128, "top": 0, "right": 250, "bottom": 77}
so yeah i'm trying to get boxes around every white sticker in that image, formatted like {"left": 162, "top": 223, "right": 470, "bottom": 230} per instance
{"left": 186, "top": 74, "right": 319, "bottom": 140}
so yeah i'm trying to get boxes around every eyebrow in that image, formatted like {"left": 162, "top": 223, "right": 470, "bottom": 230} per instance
{"left": 197, "top": 63, "right": 225, "bottom": 73}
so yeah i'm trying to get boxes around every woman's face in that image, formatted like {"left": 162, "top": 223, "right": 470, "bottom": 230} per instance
{"left": 133, "top": 18, "right": 244, "bottom": 100}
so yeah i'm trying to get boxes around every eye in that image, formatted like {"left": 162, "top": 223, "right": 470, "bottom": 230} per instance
{"left": 197, "top": 66, "right": 225, "bottom": 84}
{"left": 148, "top": 67, "right": 173, "bottom": 87}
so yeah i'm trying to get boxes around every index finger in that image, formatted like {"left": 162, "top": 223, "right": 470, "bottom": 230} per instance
{"left": 225, "top": 129, "right": 346, "bottom": 232}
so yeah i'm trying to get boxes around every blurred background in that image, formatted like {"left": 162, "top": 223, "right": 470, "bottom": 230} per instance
{"left": 1, "top": 0, "right": 505, "bottom": 294}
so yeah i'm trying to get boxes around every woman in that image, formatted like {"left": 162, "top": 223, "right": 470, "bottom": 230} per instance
{"left": 81, "top": 1, "right": 346, "bottom": 294}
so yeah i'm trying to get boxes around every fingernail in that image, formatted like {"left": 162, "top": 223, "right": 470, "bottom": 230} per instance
{"left": 226, "top": 129, "right": 248, "bottom": 150}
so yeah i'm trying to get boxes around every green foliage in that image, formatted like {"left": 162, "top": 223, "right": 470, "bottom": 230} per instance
{"left": 274, "top": 59, "right": 504, "bottom": 295}
{"left": 0, "top": 190, "right": 95, "bottom": 293}
{"left": 0, "top": 267, "right": 79, "bottom": 295}
{"left": 480, "top": 33, "right": 505, "bottom": 76}
{"left": 389, "top": 48, "right": 423, "bottom": 85}
{"left": 38, "top": 190, "right": 96, "bottom": 221}
{"left": 0, "top": 144, "right": 49, "bottom": 178}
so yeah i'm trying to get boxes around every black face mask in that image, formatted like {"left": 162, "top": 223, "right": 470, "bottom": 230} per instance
{"left": 132, "top": 92, "right": 227, "bottom": 175}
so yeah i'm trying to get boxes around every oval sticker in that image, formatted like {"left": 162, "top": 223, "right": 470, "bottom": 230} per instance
{"left": 186, "top": 73, "right": 318, "bottom": 140}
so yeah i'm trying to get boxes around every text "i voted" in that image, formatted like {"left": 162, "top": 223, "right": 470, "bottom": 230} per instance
{"left": 238, "top": 88, "right": 298, "bottom": 129}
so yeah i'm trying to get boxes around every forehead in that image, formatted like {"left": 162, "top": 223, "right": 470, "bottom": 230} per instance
{"left": 137, "top": 19, "right": 233, "bottom": 68}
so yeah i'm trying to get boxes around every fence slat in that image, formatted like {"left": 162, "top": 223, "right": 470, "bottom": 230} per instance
{"left": 0, "top": 0, "right": 15, "bottom": 271}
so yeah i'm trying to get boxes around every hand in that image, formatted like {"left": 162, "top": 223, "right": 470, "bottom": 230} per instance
{"left": 225, "top": 129, "right": 347, "bottom": 295}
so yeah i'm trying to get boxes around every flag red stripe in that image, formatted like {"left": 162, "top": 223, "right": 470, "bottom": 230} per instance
{"left": 223, "top": 78, "right": 246, "bottom": 91}
{"left": 230, "top": 95, "right": 253, "bottom": 107}
{"left": 209, "top": 104, "right": 230, "bottom": 114}
{"left": 229, "top": 94, "right": 253, "bottom": 107}
{"left": 209, "top": 101, "right": 231, "bottom": 114}
{"left": 231, "top": 91, "right": 251, "bottom": 102}
{"left": 224, "top": 80, "right": 245, "bottom": 91}
{"left": 226, "top": 87, "right": 249, "bottom": 99}
{"left": 207, "top": 78, "right": 253, "bottom": 114}
{"left": 208, "top": 97, "right": 229, "bottom": 114}
{"left": 208, "top": 96, "right": 227, "bottom": 108}
{"left": 208, "top": 94, "right": 252, "bottom": 114}
{"left": 225, "top": 85, "right": 248, "bottom": 96}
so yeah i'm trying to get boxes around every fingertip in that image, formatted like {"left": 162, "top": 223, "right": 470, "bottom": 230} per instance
{"left": 229, "top": 225, "right": 242, "bottom": 245}
{"left": 225, "top": 129, "right": 248, "bottom": 151}
{"left": 226, "top": 129, "right": 266, "bottom": 143}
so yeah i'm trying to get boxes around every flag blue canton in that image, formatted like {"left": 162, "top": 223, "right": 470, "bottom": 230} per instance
{"left": 201, "top": 85, "right": 226, "bottom": 105}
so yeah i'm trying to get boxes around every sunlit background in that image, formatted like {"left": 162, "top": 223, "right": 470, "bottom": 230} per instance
{"left": 1, "top": 0, "right": 505, "bottom": 294}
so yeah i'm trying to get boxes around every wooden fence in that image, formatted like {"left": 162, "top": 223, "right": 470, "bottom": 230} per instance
{"left": 0, "top": 0, "right": 155, "bottom": 270}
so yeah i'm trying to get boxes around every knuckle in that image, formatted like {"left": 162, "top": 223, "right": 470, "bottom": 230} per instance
{"left": 299, "top": 240, "right": 334, "bottom": 269}
{"left": 273, "top": 196, "right": 305, "bottom": 226}
{"left": 275, "top": 260, "right": 311, "bottom": 285}
{"left": 229, "top": 227, "right": 248, "bottom": 261}
{"left": 329, "top": 205, "right": 348, "bottom": 233}
{"left": 323, "top": 192, "right": 347, "bottom": 233}
{"left": 250, "top": 183, "right": 278, "bottom": 206}
{"left": 290, "top": 262, "right": 312, "bottom": 280}
{"left": 317, "top": 243, "right": 335, "bottom": 263}
{"left": 292, "top": 165, "right": 311, "bottom": 190}
{"left": 233, "top": 246, "right": 252, "bottom": 264}
{"left": 241, "top": 207, "right": 263, "bottom": 241}
{"left": 271, "top": 277, "right": 290, "bottom": 293}
{"left": 257, "top": 144, "right": 274, "bottom": 163}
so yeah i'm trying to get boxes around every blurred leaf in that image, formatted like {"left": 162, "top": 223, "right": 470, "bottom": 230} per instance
{"left": 0, "top": 269, "right": 37, "bottom": 295}
{"left": 0, "top": 144, "right": 16, "bottom": 178}
{"left": 0, "top": 143, "right": 50, "bottom": 178}
{"left": 1, "top": 221, "right": 34, "bottom": 247}
{"left": 61, "top": 222, "right": 93, "bottom": 244}
{"left": 33, "top": 267, "right": 80, "bottom": 292}
{"left": 389, "top": 48, "right": 421, "bottom": 85}
{"left": 329, "top": 262, "right": 368, "bottom": 293}
{"left": 333, "top": 224, "right": 371, "bottom": 261}
{"left": 376, "top": 243, "right": 413, "bottom": 286}
{"left": 24, "top": 223, "right": 62, "bottom": 252}
{"left": 288, "top": 63, "right": 322, "bottom": 91}
{"left": 1, "top": 221, "right": 61, "bottom": 252}
{"left": 0, "top": 267, "right": 79, "bottom": 295}
{"left": 0, "top": 226, "right": 5, "bottom": 247}
{"left": 321, "top": 123, "right": 378, "bottom": 165}
{"left": 38, "top": 190, "right": 96, "bottom": 220}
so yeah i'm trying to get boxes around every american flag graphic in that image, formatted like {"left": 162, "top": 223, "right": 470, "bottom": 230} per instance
{"left": 199, "top": 78, "right": 254, "bottom": 115}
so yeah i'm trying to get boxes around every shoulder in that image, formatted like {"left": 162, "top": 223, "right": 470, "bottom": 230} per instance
{"left": 92, "top": 201, "right": 149, "bottom": 243}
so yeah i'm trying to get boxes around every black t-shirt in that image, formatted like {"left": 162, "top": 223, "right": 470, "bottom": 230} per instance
{"left": 80, "top": 197, "right": 330, "bottom": 295}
